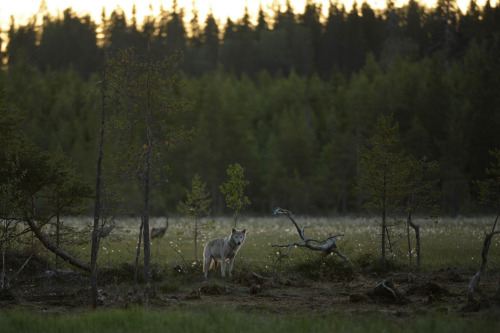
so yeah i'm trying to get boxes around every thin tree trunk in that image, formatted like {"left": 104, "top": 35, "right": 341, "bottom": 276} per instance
{"left": 467, "top": 230, "right": 500, "bottom": 303}
{"left": 385, "top": 225, "right": 394, "bottom": 259}
{"left": 407, "top": 208, "right": 412, "bottom": 266}
{"left": 382, "top": 211, "right": 386, "bottom": 267}
{"left": 381, "top": 171, "right": 387, "bottom": 267}
{"left": 142, "top": 42, "right": 152, "bottom": 286}
{"left": 1, "top": 221, "right": 7, "bottom": 290}
{"left": 142, "top": 162, "right": 151, "bottom": 285}
{"left": 194, "top": 218, "right": 198, "bottom": 261}
{"left": 55, "top": 210, "right": 60, "bottom": 268}
{"left": 409, "top": 220, "right": 421, "bottom": 268}
{"left": 90, "top": 65, "right": 107, "bottom": 309}
{"left": 134, "top": 220, "right": 144, "bottom": 291}
{"left": 491, "top": 212, "right": 499, "bottom": 233}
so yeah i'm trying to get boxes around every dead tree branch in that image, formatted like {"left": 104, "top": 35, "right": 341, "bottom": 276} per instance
{"left": 25, "top": 217, "right": 90, "bottom": 272}
{"left": 377, "top": 279, "right": 397, "bottom": 299}
{"left": 467, "top": 230, "right": 500, "bottom": 303}
{"left": 272, "top": 207, "right": 352, "bottom": 266}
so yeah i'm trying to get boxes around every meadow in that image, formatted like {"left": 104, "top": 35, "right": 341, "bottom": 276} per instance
{"left": 89, "top": 215, "right": 500, "bottom": 272}
{"left": 1, "top": 215, "right": 499, "bottom": 332}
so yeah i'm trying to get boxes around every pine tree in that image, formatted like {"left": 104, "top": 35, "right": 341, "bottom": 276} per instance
{"left": 178, "top": 173, "right": 212, "bottom": 260}
{"left": 106, "top": 46, "right": 192, "bottom": 289}
{"left": 220, "top": 163, "right": 251, "bottom": 227}
{"left": 358, "top": 114, "right": 406, "bottom": 267}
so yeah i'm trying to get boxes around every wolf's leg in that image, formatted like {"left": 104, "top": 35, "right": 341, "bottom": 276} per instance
{"left": 203, "top": 245, "right": 210, "bottom": 278}
{"left": 228, "top": 257, "right": 235, "bottom": 277}
{"left": 220, "top": 256, "right": 226, "bottom": 277}
{"left": 203, "top": 256, "right": 212, "bottom": 279}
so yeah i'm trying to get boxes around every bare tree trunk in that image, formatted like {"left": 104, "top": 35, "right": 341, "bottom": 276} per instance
{"left": 409, "top": 220, "right": 421, "bottom": 268}
{"left": 194, "top": 218, "right": 198, "bottom": 261}
{"left": 467, "top": 230, "right": 500, "bottom": 303}
{"left": 496, "top": 276, "right": 500, "bottom": 301}
{"left": 25, "top": 217, "right": 90, "bottom": 271}
{"left": 466, "top": 209, "right": 500, "bottom": 306}
{"left": 1, "top": 221, "right": 7, "bottom": 290}
{"left": 385, "top": 224, "right": 394, "bottom": 260}
{"left": 407, "top": 209, "right": 412, "bottom": 266}
{"left": 490, "top": 212, "right": 499, "bottom": 234}
{"left": 381, "top": 220, "right": 386, "bottom": 267}
{"left": 406, "top": 194, "right": 421, "bottom": 268}
{"left": 134, "top": 220, "right": 144, "bottom": 291}
{"left": 55, "top": 210, "right": 60, "bottom": 268}
{"left": 142, "top": 165, "right": 151, "bottom": 285}
{"left": 142, "top": 42, "right": 152, "bottom": 287}
{"left": 90, "top": 65, "right": 107, "bottom": 309}
{"left": 381, "top": 177, "right": 387, "bottom": 267}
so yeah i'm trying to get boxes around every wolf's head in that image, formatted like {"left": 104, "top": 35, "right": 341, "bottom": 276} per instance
{"left": 231, "top": 228, "right": 246, "bottom": 246}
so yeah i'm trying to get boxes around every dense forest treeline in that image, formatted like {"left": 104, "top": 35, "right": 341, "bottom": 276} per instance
{"left": 1, "top": 0, "right": 500, "bottom": 216}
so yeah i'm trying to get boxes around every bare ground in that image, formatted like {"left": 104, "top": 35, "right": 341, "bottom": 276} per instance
{"left": 1, "top": 254, "right": 499, "bottom": 320}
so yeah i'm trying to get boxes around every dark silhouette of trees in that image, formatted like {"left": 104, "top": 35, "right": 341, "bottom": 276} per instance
{"left": 37, "top": 9, "right": 101, "bottom": 78}
{"left": 6, "top": 17, "right": 38, "bottom": 69}
{"left": 3, "top": 1, "right": 500, "bottom": 216}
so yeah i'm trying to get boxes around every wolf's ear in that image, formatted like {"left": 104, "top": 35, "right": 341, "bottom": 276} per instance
{"left": 242, "top": 229, "right": 246, "bottom": 233}
{"left": 232, "top": 228, "right": 236, "bottom": 233}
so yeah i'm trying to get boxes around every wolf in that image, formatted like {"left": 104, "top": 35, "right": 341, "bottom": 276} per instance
{"left": 203, "top": 228, "right": 246, "bottom": 278}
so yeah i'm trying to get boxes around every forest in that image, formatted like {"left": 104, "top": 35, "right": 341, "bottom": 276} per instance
{"left": 2, "top": 0, "right": 500, "bottom": 217}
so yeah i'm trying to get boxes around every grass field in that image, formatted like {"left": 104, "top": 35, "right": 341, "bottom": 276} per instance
{"left": 86, "top": 215, "right": 500, "bottom": 272}
{"left": 1, "top": 215, "right": 500, "bottom": 332}
{"left": 2, "top": 307, "right": 500, "bottom": 333}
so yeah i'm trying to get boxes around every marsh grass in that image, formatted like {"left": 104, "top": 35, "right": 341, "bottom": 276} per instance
{"left": 2, "top": 216, "right": 500, "bottom": 332}
{"left": 37, "top": 215, "right": 500, "bottom": 277}
{"left": 1, "top": 306, "right": 499, "bottom": 333}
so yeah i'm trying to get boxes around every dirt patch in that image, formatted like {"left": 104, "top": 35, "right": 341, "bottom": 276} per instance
{"left": 406, "top": 282, "right": 452, "bottom": 297}
{"left": 1, "top": 254, "right": 500, "bottom": 318}
{"left": 199, "top": 283, "right": 231, "bottom": 296}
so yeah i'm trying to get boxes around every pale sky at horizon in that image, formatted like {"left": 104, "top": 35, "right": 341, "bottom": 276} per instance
{"left": 0, "top": 0, "right": 497, "bottom": 44}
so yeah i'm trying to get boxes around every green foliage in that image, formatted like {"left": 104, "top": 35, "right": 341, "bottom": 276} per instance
{"left": 178, "top": 173, "right": 213, "bottom": 260}
{"left": 220, "top": 163, "right": 251, "bottom": 226}
{"left": 0, "top": 97, "right": 92, "bottom": 227}
{"left": 178, "top": 174, "right": 211, "bottom": 218}
{"left": 5, "top": 143, "right": 93, "bottom": 225}
{"left": 358, "top": 114, "right": 406, "bottom": 216}
{"left": 104, "top": 46, "right": 195, "bottom": 283}
{"left": 358, "top": 114, "right": 441, "bottom": 266}
{"left": 0, "top": 305, "right": 498, "bottom": 333}
{"left": 0, "top": 97, "right": 93, "bottom": 277}
{"left": 106, "top": 47, "right": 192, "bottom": 183}
{"left": 402, "top": 155, "right": 441, "bottom": 216}
{"left": 475, "top": 149, "right": 500, "bottom": 210}
{"left": 2, "top": 2, "right": 500, "bottom": 216}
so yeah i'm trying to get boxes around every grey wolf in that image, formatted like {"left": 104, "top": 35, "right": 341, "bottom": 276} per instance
{"left": 203, "top": 228, "right": 246, "bottom": 278}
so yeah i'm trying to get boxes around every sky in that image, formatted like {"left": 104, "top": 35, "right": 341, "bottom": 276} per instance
{"left": 0, "top": 0, "right": 497, "bottom": 42}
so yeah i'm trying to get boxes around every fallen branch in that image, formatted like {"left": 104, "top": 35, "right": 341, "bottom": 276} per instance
{"left": 377, "top": 279, "right": 396, "bottom": 299}
{"left": 272, "top": 207, "right": 352, "bottom": 266}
